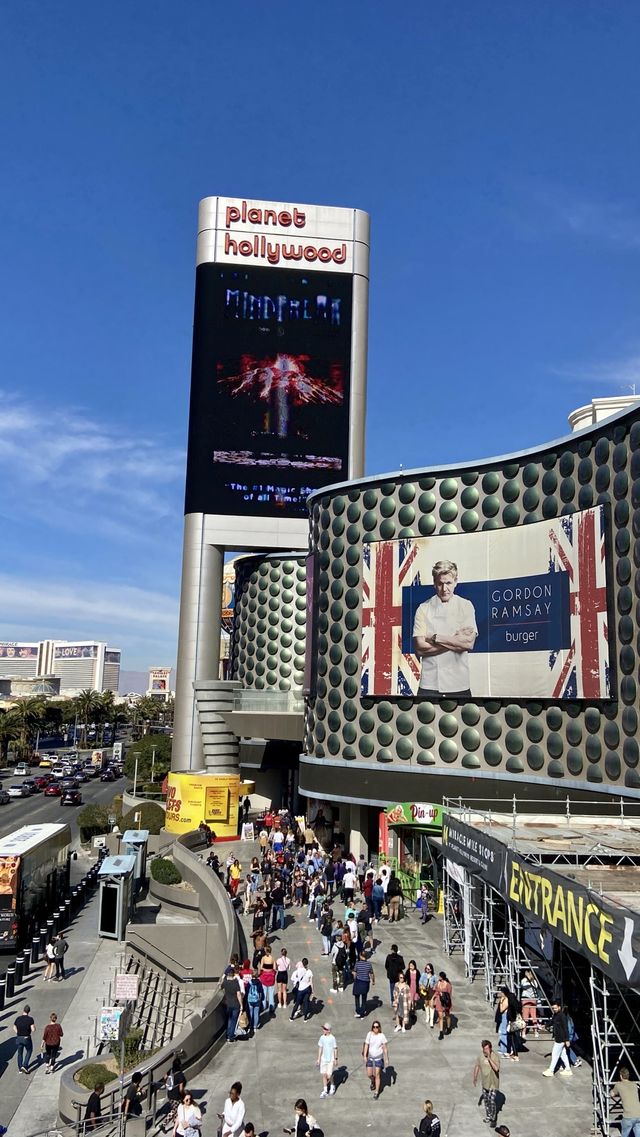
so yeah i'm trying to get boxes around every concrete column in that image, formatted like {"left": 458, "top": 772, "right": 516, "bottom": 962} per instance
{"left": 172, "top": 514, "right": 224, "bottom": 771}
{"left": 348, "top": 803, "right": 368, "bottom": 860}
{"left": 193, "top": 680, "right": 241, "bottom": 775}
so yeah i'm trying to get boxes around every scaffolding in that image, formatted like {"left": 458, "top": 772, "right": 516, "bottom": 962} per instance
{"left": 590, "top": 966, "right": 640, "bottom": 1136}
{"left": 442, "top": 864, "right": 465, "bottom": 959}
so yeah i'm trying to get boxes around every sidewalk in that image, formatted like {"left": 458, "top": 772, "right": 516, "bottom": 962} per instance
{"left": 1, "top": 870, "right": 122, "bottom": 1136}
{"left": 189, "top": 885, "right": 593, "bottom": 1137}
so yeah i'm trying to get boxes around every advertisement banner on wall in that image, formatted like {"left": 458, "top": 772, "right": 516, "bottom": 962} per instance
{"left": 361, "top": 506, "right": 610, "bottom": 700}
{"left": 185, "top": 263, "right": 353, "bottom": 519}
{"left": 165, "top": 773, "right": 240, "bottom": 836}
{"left": 386, "top": 802, "right": 443, "bottom": 829}
{"left": 0, "top": 644, "right": 38, "bottom": 660}
{"left": 441, "top": 815, "right": 506, "bottom": 891}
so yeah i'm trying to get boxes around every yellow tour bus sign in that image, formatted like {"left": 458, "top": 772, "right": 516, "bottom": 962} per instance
{"left": 165, "top": 772, "right": 240, "bottom": 836}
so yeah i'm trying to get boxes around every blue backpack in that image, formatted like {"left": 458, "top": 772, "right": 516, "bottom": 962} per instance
{"left": 247, "top": 980, "right": 262, "bottom": 1006}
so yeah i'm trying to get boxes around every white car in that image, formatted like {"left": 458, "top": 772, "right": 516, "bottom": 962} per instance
{"left": 13, "top": 763, "right": 30, "bottom": 776}
{"left": 8, "top": 784, "right": 29, "bottom": 798}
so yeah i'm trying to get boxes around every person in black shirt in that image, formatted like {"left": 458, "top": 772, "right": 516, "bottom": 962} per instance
{"left": 122, "top": 1072, "right": 143, "bottom": 1117}
{"left": 13, "top": 1004, "right": 35, "bottom": 1073}
{"left": 270, "top": 880, "right": 286, "bottom": 932}
{"left": 416, "top": 1099, "right": 441, "bottom": 1136}
{"left": 384, "top": 945, "right": 405, "bottom": 1004}
{"left": 84, "top": 1083, "right": 104, "bottom": 1130}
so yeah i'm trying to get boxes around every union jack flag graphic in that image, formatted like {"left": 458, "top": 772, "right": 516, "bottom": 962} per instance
{"left": 361, "top": 507, "right": 610, "bottom": 700}
{"left": 547, "top": 508, "right": 609, "bottom": 699}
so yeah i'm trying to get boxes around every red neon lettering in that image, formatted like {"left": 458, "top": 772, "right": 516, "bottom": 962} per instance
{"left": 225, "top": 206, "right": 240, "bottom": 228}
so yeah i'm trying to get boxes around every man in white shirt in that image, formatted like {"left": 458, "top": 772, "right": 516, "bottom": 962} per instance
{"left": 412, "top": 559, "right": 478, "bottom": 697}
{"left": 342, "top": 867, "right": 356, "bottom": 905}
{"left": 290, "top": 957, "right": 314, "bottom": 1021}
{"left": 316, "top": 1022, "right": 338, "bottom": 1097}
{"left": 219, "top": 1081, "right": 246, "bottom": 1137}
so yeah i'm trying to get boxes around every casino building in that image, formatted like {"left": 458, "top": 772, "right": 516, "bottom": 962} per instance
{"left": 222, "top": 397, "right": 640, "bottom": 1136}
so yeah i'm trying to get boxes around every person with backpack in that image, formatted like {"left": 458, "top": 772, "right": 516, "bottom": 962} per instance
{"left": 54, "top": 932, "right": 69, "bottom": 980}
{"left": 433, "top": 971, "right": 453, "bottom": 1040}
{"left": 245, "top": 970, "right": 264, "bottom": 1035}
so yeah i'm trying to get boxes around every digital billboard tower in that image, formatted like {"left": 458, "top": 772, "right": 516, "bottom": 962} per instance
{"left": 173, "top": 196, "right": 370, "bottom": 770}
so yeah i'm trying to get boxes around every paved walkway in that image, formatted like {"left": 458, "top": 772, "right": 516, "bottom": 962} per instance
{"left": 189, "top": 878, "right": 593, "bottom": 1137}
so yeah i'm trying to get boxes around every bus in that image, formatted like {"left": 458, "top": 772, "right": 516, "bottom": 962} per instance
{"left": 0, "top": 824, "right": 71, "bottom": 949}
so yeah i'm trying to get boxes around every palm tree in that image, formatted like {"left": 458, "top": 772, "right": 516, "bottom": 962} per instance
{"left": 73, "top": 689, "right": 102, "bottom": 750}
{"left": 0, "top": 710, "right": 21, "bottom": 767}
{"left": 8, "top": 697, "right": 46, "bottom": 758}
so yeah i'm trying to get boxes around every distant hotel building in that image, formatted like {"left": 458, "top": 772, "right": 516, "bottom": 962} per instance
{"left": 0, "top": 641, "right": 121, "bottom": 694}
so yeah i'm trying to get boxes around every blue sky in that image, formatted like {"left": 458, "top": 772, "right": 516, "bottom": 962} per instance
{"left": 2, "top": 1, "right": 640, "bottom": 674}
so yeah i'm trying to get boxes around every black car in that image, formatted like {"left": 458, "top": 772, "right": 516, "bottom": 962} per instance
{"left": 0, "top": 789, "right": 10, "bottom": 805}
{"left": 100, "top": 768, "right": 116, "bottom": 782}
{"left": 61, "top": 788, "right": 82, "bottom": 806}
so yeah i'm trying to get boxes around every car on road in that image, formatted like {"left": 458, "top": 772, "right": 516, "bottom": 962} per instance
{"left": 13, "top": 763, "right": 30, "bottom": 777}
{"left": 38, "top": 757, "right": 53, "bottom": 768}
{"left": 44, "top": 782, "right": 62, "bottom": 797}
{"left": 61, "top": 788, "right": 82, "bottom": 806}
{"left": 34, "top": 774, "right": 53, "bottom": 789}
{"left": 75, "top": 770, "right": 90, "bottom": 783}
{"left": 0, "top": 789, "right": 10, "bottom": 805}
{"left": 61, "top": 778, "right": 79, "bottom": 790}
{"left": 22, "top": 779, "right": 40, "bottom": 794}
{"left": 100, "top": 768, "right": 116, "bottom": 782}
{"left": 8, "top": 784, "right": 29, "bottom": 798}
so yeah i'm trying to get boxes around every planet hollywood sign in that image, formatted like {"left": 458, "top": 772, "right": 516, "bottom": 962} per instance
{"left": 198, "top": 196, "right": 364, "bottom": 274}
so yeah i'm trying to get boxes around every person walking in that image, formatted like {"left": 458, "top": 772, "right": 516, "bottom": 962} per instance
{"left": 174, "top": 1091, "right": 202, "bottom": 1136}
{"left": 520, "top": 969, "right": 540, "bottom": 1037}
{"left": 123, "top": 1072, "right": 143, "bottom": 1119}
{"left": 419, "top": 962, "right": 437, "bottom": 1028}
{"left": 353, "top": 949, "right": 375, "bottom": 1018}
{"left": 43, "top": 936, "right": 57, "bottom": 982}
{"left": 406, "top": 959, "right": 419, "bottom": 1021}
{"left": 384, "top": 944, "right": 406, "bottom": 1005}
{"left": 316, "top": 1022, "right": 338, "bottom": 1097}
{"left": 283, "top": 1099, "right": 321, "bottom": 1137}
{"left": 393, "top": 971, "right": 412, "bottom": 1033}
{"left": 362, "top": 1019, "right": 389, "bottom": 1100}
{"left": 342, "top": 863, "right": 356, "bottom": 906}
{"left": 13, "top": 1003, "right": 35, "bottom": 1073}
{"left": 84, "top": 1082, "right": 104, "bottom": 1130}
{"left": 219, "top": 1082, "right": 245, "bottom": 1137}
{"left": 330, "top": 937, "right": 346, "bottom": 993}
{"left": 276, "top": 947, "right": 291, "bottom": 1008}
{"left": 229, "top": 859, "right": 242, "bottom": 898}
{"left": 433, "top": 971, "right": 453, "bottom": 1040}
{"left": 542, "top": 999, "right": 573, "bottom": 1077}
{"left": 54, "top": 932, "right": 69, "bottom": 981}
{"left": 221, "top": 964, "right": 244, "bottom": 1042}
{"left": 290, "top": 958, "right": 314, "bottom": 1021}
{"left": 371, "top": 877, "right": 384, "bottom": 923}
{"left": 416, "top": 1100, "right": 441, "bottom": 1136}
{"left": 270, "top": 877, "right": 286, "bottom": 932}
{"left": 246, "top": 970, "right": 264, "bottom": 1036}
{"left": 41, "top": 1012, "right": 63, "bottom": 1073}
{"left": 387, "top": 871, "right": 403, "bottom": 922}
{"left": 258, "top": 946, "right": 277, "bottom": 1015}
{"left": 612, "top": 1067, "right": 640, "bottom": 1137}
{"left": 473, "top": 1039, "right": 500, "bottom": 1129}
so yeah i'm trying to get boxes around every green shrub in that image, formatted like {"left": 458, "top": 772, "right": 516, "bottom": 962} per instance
{"left": 110, "top": 1026, "right": 144, "bottom": 1067}
{"left": 76, "top": 1062, "right": 118, "bottom": 1089}
{"left": 78, "top": 803, "right": 111, "bottom": 843}
{"left": 151, "top": 857, "right": 182, "bottom": 885}
{"left": 121, "top": 801, "right": 166, "bottom": 835}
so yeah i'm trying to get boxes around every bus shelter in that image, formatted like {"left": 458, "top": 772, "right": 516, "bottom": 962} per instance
{"left": 436, "top": 800, "right": 640, "bottom": 1137}
{"left": 121, "top": 830, "right": 149, "bottom": 893}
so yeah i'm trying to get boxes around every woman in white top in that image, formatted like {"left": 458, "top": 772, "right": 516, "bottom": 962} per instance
{"left": 173, "top": 1092, "right": 201, "bottom": 1137}
{"left": 43, "top": 938, "right": 57, "bottom": 982}
{"left": 362, "top": 1019, "right": 389, "bottom": 1099}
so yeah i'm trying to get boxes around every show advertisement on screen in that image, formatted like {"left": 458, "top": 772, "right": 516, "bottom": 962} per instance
{"left": 361, "top": 506, "right": 611, "bottom": 700}
{"left": 185, "top": 263, "right": 353, "bottom": 518}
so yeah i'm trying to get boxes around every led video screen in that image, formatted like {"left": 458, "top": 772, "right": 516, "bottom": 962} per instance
{"left": 361, "top": 506, "right": 610, "bottom": 700}
{"left": 185, "top": 264, "right": 352, "bottom": 517}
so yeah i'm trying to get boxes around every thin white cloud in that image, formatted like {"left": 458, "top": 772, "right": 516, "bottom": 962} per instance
{"left": 0, "top": 574, "right": 178, "bottom": 667}
{"left": 0, "top": 390, "right": 185, "bottom": 540}
{"left": 551, "top": 352, "right": 640, "bottom": 391}
{"left": 509, "top": 180, "right": 640, "bottom": 253}
{"left": 557, "top": 199, "right": 640, "bottom": 250}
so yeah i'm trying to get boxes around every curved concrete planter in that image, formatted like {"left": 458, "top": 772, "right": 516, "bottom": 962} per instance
{"left": 148, "top": 875, "right": 200, "bottom": 911}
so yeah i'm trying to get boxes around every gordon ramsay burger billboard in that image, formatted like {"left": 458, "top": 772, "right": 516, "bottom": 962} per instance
{"left": 184, "top": 197, "right": 369, "bottom": 528}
